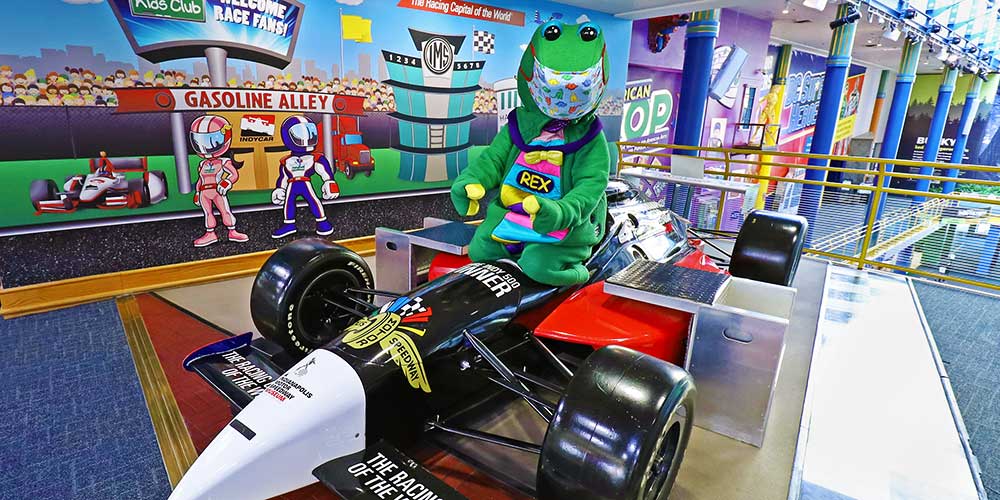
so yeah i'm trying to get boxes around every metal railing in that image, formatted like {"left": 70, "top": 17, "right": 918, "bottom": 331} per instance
{"left": 616, "top": 142, "right": 1000, "bottom": 293}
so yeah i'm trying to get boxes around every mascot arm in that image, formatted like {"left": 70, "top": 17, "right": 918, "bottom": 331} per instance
{"left": 451, "top": 124, "right": 513, "bottom": 215}
{"left": 529, "top": 132, "right": 610, "bottom": 234}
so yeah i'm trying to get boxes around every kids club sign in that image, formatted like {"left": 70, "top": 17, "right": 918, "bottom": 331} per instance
{"left": 108, "top": 0, "right": 305, "bottom": 67}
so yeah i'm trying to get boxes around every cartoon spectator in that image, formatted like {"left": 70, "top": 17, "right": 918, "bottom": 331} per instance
{"left": 271, "top": 115, "right": 339, "bottom": 238}
{"left": 189, "top": 115, "right": 249, "bottom": 247}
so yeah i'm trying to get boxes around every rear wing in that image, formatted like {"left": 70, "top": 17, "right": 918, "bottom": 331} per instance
{"left": 183, "top": 333, "right": 295, "bottom": 410}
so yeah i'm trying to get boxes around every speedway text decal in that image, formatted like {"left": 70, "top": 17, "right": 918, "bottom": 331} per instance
{"left": 342, "top": 311, "right": 431, "bottom": 393}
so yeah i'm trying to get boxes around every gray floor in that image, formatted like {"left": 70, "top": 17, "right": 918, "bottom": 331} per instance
{"left": 914, "top": 280, "right": 1000, "bottom": 499}
{"left": 671, "top": 257, "right": 826, "bottom": 500}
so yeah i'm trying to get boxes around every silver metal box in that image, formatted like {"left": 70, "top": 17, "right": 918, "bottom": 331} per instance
{"left": 686, "top": 277, "right": 796, "bottom": 447}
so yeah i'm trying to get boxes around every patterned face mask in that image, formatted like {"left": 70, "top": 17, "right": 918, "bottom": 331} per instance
{"left": 527, "top": 53, "right": 605, "bottom": 120}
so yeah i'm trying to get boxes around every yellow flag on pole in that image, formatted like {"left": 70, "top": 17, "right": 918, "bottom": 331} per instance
{"left": 342, "top": 14, "right": 372, "bottom": 43}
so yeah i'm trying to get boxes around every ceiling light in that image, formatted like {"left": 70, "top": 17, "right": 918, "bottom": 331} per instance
{"left": 803, "top": 0, "right": 828, "bottom": 12}
{"left": 782, "top": 0, "right": 790, "bottom": 14}
{"left": 937, "top": 48, "right": 950, "bottom": 61}
{"left": 947, "top": 53, "right": 961, "bottom": 64}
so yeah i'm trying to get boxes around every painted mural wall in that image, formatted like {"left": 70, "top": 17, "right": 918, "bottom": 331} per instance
{"left": 770, "top": 47, "right": 867, "bottom": 162}
{"left": 0, "top": 0, "right": 629, "bottom": 286}
{"left": 896, "top": 73, "right": 1000, "bottom": 171}
{"left": 621, "top": 9, "right": 773, "bottom": 168}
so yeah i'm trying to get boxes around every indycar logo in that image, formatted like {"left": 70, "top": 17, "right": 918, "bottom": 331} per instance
{"left": 342, "top": 297, "right": 433, "bottom": 393}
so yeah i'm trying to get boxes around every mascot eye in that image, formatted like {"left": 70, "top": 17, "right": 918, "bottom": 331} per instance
{"left": 579, "top": 24, "right": 599, "bottom": 42}
{"left": 543, "top": 24, "right": 562, "bottom": 41}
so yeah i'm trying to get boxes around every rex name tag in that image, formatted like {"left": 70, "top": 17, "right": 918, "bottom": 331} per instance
{"left": 517, "top": 170, "right": 554, "bottom": 194}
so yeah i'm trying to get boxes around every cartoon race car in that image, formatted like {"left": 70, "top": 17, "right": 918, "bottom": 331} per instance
{"left": 30, "top": 154, "right": 168, "bottom": 213}
{"left": 171, "top": 179, "right": 806, "bottom": 500}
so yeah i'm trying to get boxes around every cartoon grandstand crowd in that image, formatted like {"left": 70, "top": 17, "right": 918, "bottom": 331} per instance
{"left": 0, "top": 65, "right": 623, "bottom": 114}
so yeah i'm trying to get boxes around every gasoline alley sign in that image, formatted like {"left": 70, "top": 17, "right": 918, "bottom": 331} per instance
{"left": 114, "top": 87, "right": 365, "bottom": 115}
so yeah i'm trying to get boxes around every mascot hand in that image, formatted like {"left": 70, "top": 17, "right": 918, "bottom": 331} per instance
{"left": 524, "top": 196, "right": 565, "bottom": 235}
{"left": 193, "top": 193, "right": 200, "bottom": 207}
{"left": 271, "top": 188, "right": 286, "bottom": 205}
{"left": 451, "top": 179, "right": 485, "bottom": 216}
{"left": 216, "top": 179, "right": 232, "bottom": 196}
{"left": 322, "top": 181, "right": 340, "bottom": 200}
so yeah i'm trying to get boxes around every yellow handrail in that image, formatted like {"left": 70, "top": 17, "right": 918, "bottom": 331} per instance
{"left": 617, "top": 142, "right": 1000, "bottom": 293}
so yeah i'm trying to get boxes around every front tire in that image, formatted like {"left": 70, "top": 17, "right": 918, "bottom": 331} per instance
{"left": 250, "top": 238, "right": 374, "bottom": 355}
{"left": 30, "top": 179, "right": 58, "bottom": 211}
{"left": 537, "top": 346, "right": 695, "bottom": 500}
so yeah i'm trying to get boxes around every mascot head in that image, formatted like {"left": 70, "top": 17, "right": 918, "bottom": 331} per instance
{"left": 518, "top": 20, "right": 609, "bottom": 121}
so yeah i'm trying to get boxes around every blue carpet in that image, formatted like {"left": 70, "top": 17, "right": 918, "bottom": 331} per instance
{"left": 914, "top": 280, "right": 1000, "bottom": 498}
{"left": 0, "top": 301, "right": 171, "bottom": 500}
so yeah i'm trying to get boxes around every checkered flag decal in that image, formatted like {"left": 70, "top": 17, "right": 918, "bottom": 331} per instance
{"left": 398, "top": 297, "right": 427, "bottom": 317}
{"left": 473, "top": 30, "right": 495, "bottom": 54}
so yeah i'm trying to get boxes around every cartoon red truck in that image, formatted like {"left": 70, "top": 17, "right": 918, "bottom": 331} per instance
{"left": 329, "top": 115, "right": 374, "bottom": 179}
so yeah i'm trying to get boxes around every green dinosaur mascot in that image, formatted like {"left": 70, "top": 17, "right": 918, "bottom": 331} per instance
{"left": 451, "top": 20, "right": 610, "bottom": 286}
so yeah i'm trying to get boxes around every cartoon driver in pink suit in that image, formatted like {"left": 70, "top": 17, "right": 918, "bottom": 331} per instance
{"left": 190, "top": 115, "right": 249, "bottom": 247}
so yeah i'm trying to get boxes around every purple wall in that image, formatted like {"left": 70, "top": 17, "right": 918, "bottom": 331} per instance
{"left": 626, "top": 9, "right": 773, "bottom": 149}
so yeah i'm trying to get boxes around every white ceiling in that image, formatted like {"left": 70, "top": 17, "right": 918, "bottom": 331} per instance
{"left": 552, "top": 0, "right": 949, "bottom": 73}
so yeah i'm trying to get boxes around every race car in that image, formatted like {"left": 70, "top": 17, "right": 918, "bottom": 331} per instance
{"left": 171, "top": 179, "right": 806, "bottom": 500}
{"left": 30, "top": 155, "right": 168, "bottom": 213}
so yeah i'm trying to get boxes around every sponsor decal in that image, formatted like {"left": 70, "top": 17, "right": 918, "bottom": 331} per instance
{"left": 317, "top": 441, "right": 466, "bottom": 500}
{"left": 265, "top": 376, "right": 314, "bottom": 402}
{"left": 516, "top": 171, "right": 554, "bottom": 194}
{"left": 452, "top": 262, "right": 520, "bottom": 298}
{"left": 220, "top": 350, "right": 273, "bottom": 397}
{"left": 342, "top": 296, "right": 433, "bottom": 393}
{"left": 240, "top": 113, "right": 276, "bottom": 142}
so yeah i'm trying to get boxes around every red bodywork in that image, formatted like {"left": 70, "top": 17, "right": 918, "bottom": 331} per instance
{"left": 428, "top": 245, "right": 724, "bottom": 367}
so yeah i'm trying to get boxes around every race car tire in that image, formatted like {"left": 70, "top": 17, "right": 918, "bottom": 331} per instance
{"left": 150, "top": 170, "right": 169, "bottom": 203}
{"left": 251, "top": 238, "right": 374, "bottom": 356}
{"left": 537, "top": 345, "right": 695, "bottom": 500}
{"left": 30, "top": 179, "right": 58, "bottom": 211}
{"left": 128, "top": 178, "right": 151, "bottom": 208}
{"left": 729, "top": 210, "right": 808, "bottom": 287}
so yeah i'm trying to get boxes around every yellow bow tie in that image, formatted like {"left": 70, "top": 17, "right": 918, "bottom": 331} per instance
{"left": 524, "top": 150, "right": 563, "bottom": 166}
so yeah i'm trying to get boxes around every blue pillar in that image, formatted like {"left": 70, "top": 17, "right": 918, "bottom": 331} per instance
{"left": 913, "top": 66, "right": 959, "bottom": 201}
{"left": 942, "top": 77, "right": 983, "bottom": 194}
{"left": 797, "top": 3, "right": 859, "bottom": 230}
{"left": 869, "top": 38, "right": 923, "bottom": 225}
{"left": 673, "top": 9, "right": 720, "bottom": 153}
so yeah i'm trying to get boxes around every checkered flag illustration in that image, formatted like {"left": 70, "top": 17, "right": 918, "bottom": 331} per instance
{"left": 473, "top": 30, "right": 496, "bottom": 54}
{"left": 398, "top": 297, "right": 428, "bottom": 317}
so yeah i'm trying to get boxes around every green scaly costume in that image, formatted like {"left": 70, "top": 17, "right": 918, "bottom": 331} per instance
{"left": 451, "top": 21, "right": 611, "bottom": 286}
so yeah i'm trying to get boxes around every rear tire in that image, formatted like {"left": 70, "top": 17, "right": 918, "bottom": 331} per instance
{"left": 729, "top": 210, "right": 808, "bottom": 286}
{"left": 128, "top": 178, "right": 151, "bottom": 207}
{"left": 537, "top": 346, "right": 695, "bottom": 500}
{"left": 29, "top": 179, "right": 58, "bottom": 211}
{"left": 251, "top": 238, "right": 374, "bottom": 355}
